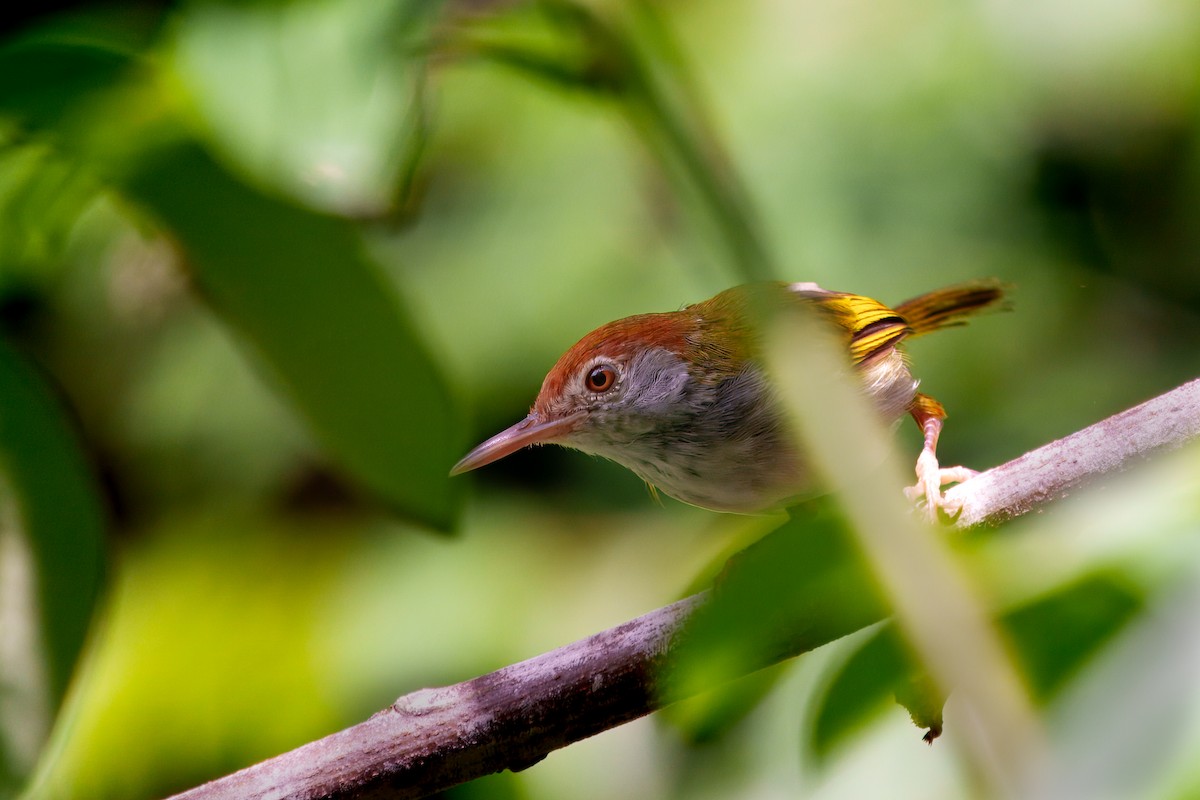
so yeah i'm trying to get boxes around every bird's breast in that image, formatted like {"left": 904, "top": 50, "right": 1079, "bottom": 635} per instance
{"left": 598, "top": 366, "right": 810, "bottom": 513}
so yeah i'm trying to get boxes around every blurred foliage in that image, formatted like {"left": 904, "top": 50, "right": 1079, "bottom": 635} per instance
{"left": 668, "top": 501, "right": 885, "bottom": 700}
{"left": 0, "top": 0, "right": 1199, "bottom": 798}
{"left": 807, "top": 574, "right": 1143, "bottom": 762}
{"left": 123, "top": 139, "right": 463, "bottom": 529}
{"left": 0, "top": 340, "right": 105, "bottom": 794}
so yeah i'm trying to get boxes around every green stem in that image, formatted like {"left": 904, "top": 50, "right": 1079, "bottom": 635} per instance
{"left": 619, "top": 1, "right": 777, "bottom": 285}
{"left": 460, "top": 0, "right": 778, "bottom": 285}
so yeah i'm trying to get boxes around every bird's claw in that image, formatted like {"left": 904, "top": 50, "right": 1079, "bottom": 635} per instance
{"left": 904, "top": 448, "right": 977, "bottom": 522}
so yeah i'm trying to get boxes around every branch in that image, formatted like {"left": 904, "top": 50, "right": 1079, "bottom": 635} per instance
{"left": 168, "top": 595, "right": 708, "bottom": 800}
{"left": 167, "top": 378, "right": 1200, "bottom": 800}
{"left": 947, "top": 377, "right": 1200, "bottom": 526}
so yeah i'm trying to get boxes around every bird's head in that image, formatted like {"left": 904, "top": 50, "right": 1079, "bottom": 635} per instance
{"left": 451, "top": 310, "right": 703, "bottom": 475}
{"left": 451, "top": 287, "right": 772, "bottom": 478}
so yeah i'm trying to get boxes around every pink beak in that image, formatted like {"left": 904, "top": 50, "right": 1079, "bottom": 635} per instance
{"left": 450, "top": 413, "right": 582, "bottom": 476}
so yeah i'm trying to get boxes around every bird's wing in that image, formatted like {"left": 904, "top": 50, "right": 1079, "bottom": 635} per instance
{"left": 787, "top": 283, "right": 911, "bottom": 367}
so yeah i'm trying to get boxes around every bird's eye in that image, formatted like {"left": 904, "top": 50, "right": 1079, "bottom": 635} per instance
{"left": 584, "top": 364, "right": 617, "bottom": 393}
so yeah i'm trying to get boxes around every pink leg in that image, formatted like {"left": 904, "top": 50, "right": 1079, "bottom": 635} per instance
{"left": 903, "top": 395, "right": 977, "bottom": 521}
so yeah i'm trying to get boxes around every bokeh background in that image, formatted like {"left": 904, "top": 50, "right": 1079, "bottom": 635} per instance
{"left": 3, "top": 0, "right": 1200, "bottom": 798}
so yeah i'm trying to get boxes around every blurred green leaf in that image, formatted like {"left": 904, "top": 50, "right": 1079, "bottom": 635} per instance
{"left": 806, "top": 574, "right": 1145, "bottom": 762}
{"left": 1005, "top": 572, "right": 1144, "bottom": 701}
{"left": 667, "top": 500, "right": 886, "bottom": 702}
{"left": 444, "top": 770, "right": 524, "bottom": 800}
{"left": 0, "top": 338, "right": 106, "bottom": 792}
{"left": 170, "top": 0, "right": 440, "bottom": 217}
{"left": 0, "top": 138, "right": 101, "bottom": 280}
{"left": 893, "top": 668, "right": 945, "bottom": 743}
{"left": 0, "top": 34, "right": 137, "bottom": 285}
{"left": 0, "top": 37, "right": 133, "bottom": 132}
{"left": 807, "top": 626, "right": 910, "bottom": 761}
{"left": 660, "top": 662, "right": 791, "bottom": 744}
{"left": 23, "top": 511, "right": 353, "bottom": 800}
{"left": 0, "top": 29, "right": 463, "bottom": 528}
{"left": 122, "top": 140, "right": 463, "bottom": 531}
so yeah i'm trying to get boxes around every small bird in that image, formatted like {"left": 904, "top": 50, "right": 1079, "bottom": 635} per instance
{"left": 452, "top": 280, "right": 1004, "bottom": 517}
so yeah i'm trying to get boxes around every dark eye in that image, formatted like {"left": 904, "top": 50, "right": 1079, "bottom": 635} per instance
{"left": 584, "top": 364, "right": 617, "bottom": 393}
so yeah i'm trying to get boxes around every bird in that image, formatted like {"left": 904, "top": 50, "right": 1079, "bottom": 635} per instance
{"left": 451, "top": 280, "right": 1005, "bottom": 518}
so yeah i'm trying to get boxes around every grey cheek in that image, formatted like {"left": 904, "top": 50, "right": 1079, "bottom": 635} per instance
{"left": 625, "top": 350, "right": 692, "bottom": 411}
{"left": 640, "top": 368, "right": 690, "bottom": 409}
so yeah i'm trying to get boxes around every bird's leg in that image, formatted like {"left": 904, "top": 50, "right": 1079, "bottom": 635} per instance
{"left": 903, "top": 394, "right": 977, "bottom": 521}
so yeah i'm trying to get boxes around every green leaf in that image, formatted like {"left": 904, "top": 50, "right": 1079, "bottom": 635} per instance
{"left": 0, "top": 139, "right": 102, "bottom": 278}
{"left": 1004, "top": 572, "right": 1144, "bottom": 700}
{"left": 0, "top": 36, "right": 136, "bottom": 282}
{"left": 171, "top": 0, "right": 439, "bottom": 216}
{"left": 806, "top": 627, "right": 910, "bottom": 761}
{"left": 0, "top": 37, "right": 133, "bottom": 131}
{"left": 0, "top": 28, "right": 462, "bottom": 527}
{"left": 805, "top": 573, "right": 1145, "bottom": 761}
{"left": 0, "top": 338, "right": 106, "bottom": 792}
{"left": 122, "top": 140, "right": 463, "bottom": 530}
{"left": 660, "top": 662, "right": 791, "bottom": 744}
{"left": 807, "top": 632, "right": 946, "bottom": 751}
{"left": 667, "top": 500, "right": 887, "bottom": 703}
{"left": 893, "top": 668, "right": 945, "bottom": 743}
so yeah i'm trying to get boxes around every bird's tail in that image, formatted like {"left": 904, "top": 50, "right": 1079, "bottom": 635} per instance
{"left": 895, "top": 279, "right": 1008, "bottom": 337}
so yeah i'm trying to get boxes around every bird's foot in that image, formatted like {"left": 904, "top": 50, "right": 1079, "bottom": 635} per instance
{"left": 904, "top": 447, "right": 977, "bottom": 522}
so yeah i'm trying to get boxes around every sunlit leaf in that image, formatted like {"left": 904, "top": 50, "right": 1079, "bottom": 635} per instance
{"left": 0, "top": 338, "right": 106, "bottom": 792}
{"left": 122, "top": 140, "right": 463, "bottom": 530}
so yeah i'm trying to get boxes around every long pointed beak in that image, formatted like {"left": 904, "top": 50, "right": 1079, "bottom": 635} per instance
{"left": 450, "top": 413, "right": 581, "bottom": 476}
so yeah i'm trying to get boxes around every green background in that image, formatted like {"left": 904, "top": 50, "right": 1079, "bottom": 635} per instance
{"left": 2, "top": 0, "right": 1200, "bottom": 798}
